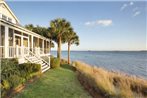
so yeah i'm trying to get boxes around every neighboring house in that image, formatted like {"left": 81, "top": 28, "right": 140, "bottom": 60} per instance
{"left": 0, "top": 0, "right": 50, "bottom": 72}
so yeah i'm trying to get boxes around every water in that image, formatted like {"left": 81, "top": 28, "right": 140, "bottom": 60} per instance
{"left": 51, "top": 51, "right": 147, "bottom": 79}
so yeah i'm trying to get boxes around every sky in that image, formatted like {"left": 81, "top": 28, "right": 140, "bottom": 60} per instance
{"left": 6, "top": 1, "right": 147, "bottom": 51}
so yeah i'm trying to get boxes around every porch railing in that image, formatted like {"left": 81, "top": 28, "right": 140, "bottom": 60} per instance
{"left": 9, "top": 46, "right": 15, "bottom": 58}
{"left": 0, "top": 46, "right": 50, "bottom": 58}
{"left": 0, "top": 46, "right": 5, "bottom": 58}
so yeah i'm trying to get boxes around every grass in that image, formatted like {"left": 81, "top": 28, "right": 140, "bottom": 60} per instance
{"left": 74, "top": 61, "right": 147, "bottom": 98}
{"left": 13, "top": 65, "right": 92, "bottom": 98}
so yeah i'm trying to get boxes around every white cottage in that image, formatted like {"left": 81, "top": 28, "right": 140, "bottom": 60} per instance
{"left": 0, "top": 0, "right": 50, "bottom": 72}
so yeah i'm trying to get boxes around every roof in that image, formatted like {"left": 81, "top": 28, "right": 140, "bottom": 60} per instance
{"left": 0, "top": 0, "right": 20, "bottom": 23}
{"left": 0, "top": 19, "right": 50, "bottom": 41}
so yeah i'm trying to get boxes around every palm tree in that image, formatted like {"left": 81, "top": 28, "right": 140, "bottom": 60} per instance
{"left": 25, "top": 24, "right": 54, "bottom": 52}
{"left": 50, "top": 18, "right": 71, "bottom": 63}
{"left": 48, "top": 27, "right": 55, "bottom": 52}
{"left": 64, "top": 28, "right": 79, "bottom": 64}
{"left": 25, "top": 24, "right": 34, "bottom": 31}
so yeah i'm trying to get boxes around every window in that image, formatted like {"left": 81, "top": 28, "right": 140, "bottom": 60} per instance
{"left": 8, "top": 18, "right": 12, "bottom": 23}
{"left": 2, "top": 14, "right": 7, "bottom": 21}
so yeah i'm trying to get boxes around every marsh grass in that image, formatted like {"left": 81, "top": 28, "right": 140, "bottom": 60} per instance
{"left": 74, "top": 61, "right": 147, "bottom": 98}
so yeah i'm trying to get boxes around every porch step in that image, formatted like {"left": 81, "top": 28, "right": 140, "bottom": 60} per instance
{"left": 41, "top": 64, "right": 48, "bottom": 70}
{"left": 42, "top": 67, "right": 50, "bottom": 73}
{"left": 33, "top": 60, "right": 42, "bottom": 63}
{"left": 24, "top": 51, "right": 50, "bottom": 73}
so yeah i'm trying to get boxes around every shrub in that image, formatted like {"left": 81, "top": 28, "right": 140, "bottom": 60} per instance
{"left": 1, "top": 58, "right": 20, "bottom": 97}
{"left": 51, "top": 57, "right": 60, "bottom": 68}
{"left": 8, "top": 75, "right": 22, "bottom": 88}
{"left": 1, "top": 59, "right": 41, "bottom": 98}
{"left": 18, "top": 63, "right": 41, "bottom": 80}
{"left": 31, "top": 63, "right": 41, "bottom": 72}
{"left": 60, "top": 59, "right": 68, "bottom": 65}
{"left": 2, "top": 80, "right": 10, "bottom": 90}
{"left": 74, "top": 61, "right": 147, "bottom": 98}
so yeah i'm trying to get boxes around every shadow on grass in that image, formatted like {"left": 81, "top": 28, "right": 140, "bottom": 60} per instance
{"left": 60, "top": 64, "right": 76, "bottom": 71}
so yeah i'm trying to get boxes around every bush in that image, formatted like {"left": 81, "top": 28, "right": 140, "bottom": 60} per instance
{"left": 2, "top": 80, "right": 10, "bottom": 90}
{"left": 31, "top": 63, "right": 41, "bottom": 72}
{"left": 1, "top": 58, "right": 20, "bottom": 80}
{"left": 8, "top": 75, "right": 22, "bottom": 88}
{"left": 18, "top": 63, "right": 41, "bottom": 80}
{"left": 1, "top": 59, "right": 41, "bottom": 98}
{"left": 74, "top": 61, "right": 147, "bottom": 98}
{"left": 51, "top": 57, "right": 60, "bottom": 68}
{"left": 60, "top": 59, "right": 68, "bottom": 65}
{"left": 1, "top": 58, "right": 19, "bottom": 97}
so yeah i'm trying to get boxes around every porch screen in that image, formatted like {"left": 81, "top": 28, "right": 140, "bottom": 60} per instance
{"left": 9, "top": 28, "right": 13, "bottom": 46}
{"left": 23, "top": 38, "right": 28, "bottom": 47}
{"left": 0, "top": 25, "right": 5, "bottom": 46}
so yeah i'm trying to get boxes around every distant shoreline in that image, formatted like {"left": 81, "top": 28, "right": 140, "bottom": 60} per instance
{"left": 51, "top": 50, "right": 147, "bottom": 52}
{"left": 72, "top": 60, "right": 147, "bottom": 80}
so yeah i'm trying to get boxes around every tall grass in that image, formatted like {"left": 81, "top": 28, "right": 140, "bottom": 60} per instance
{"left": 73, "top": 61, "right": 147, "bottom": 98}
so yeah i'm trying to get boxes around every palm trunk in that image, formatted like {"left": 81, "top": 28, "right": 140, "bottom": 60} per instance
{"left": 57, "top": 36, "right": 61, "bottom": 63}
{"left": 68, "top": 42, "right": 70, "bottom": 64}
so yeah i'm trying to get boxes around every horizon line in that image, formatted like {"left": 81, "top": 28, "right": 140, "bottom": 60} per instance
{"left": 51, "top": 50, "right": 147, "bottom": 51}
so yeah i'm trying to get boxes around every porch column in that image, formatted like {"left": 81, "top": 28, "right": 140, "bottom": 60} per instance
{"left": 31, "top": 35, "right": 33, "bottom": 52}
{"left": 37, "top": 38, "right": 39, "bottom": 47}
{"left": 28, "top": 36, "right": 30, "bottom": 54}
{"left": 49, "top": 40, "right": 52, "bottom": 54}
{"left": 42, "top": 39, "right": 44, "bottom": 54}
{"left": 4, "top": 26, "right": 9, "bottom": 58}
{"left": 46, "top": 40, "right": 48, "bottom": 54}
{"left": 0, "top": 26, "right": 1, "bottom": 45}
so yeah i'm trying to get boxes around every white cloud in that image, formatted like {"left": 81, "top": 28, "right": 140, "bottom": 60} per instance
{"left": 85, "top": 21, "right": 95, "bottom": 26}
{"left": 120, "top": 4, "right": 128, "bottom": 11}
{"left": 85, "top": 19, "right": 112, "bottom": 27}
{"left": 121, "top": 2, "right": 134, "bottom": 11}
{"left": 120, "top": 2, "right": 141, "bottom": 18}
{"left": 133, "top": 11, "right": 141, "bottom": 17}
{"left": 130, "top": 2, "right": 134, "bottom": 6}
{"left": 97, "top": 20, "right": 112, "bottom": 26}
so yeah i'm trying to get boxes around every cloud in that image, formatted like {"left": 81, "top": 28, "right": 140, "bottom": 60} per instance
{"left": 97, "top": 20, "right": 112, "bottom": 26}
{"left": 85, "top": 21, "right": 95, "bottom": 26}
{"left": 120, "top": 4, "right": 128, "bottom": 11}
{"left": 120, "top": 2, "right": 134, "bottom": 11}
{"left": 130, "top": 2, "right": 134, "bottom": 6}
{"left": 120, "top": 2, "right": 141, "bottom": 17}
{"left": 133, "top": 11, "right": 141, "bottom": 17}
{"left": 85, "top": 19, "right": 112, "bottom": 27}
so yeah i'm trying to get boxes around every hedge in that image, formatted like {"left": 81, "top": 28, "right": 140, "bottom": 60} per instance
{"left": 1, "top": 58, "right": 41, "bottom": 98}
{"left": 50, "top": 57, "right": 60, "bottom": 68}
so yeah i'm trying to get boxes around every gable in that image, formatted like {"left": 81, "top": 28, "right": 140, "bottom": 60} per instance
{"left": 0, "top": 1, "right": 19, "bottom": 24}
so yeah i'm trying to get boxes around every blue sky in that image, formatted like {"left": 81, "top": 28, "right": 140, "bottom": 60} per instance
{"left": 7, "top": 1, "right": 146, "bottom": 51}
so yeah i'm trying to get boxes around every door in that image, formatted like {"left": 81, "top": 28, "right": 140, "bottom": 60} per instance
{"left": 14, "top": 34, "right": 29, "bottom": 57}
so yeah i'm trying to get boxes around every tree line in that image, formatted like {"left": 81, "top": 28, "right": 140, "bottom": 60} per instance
{"left": 25, "top": 18, "right": 79, "bottom": 64}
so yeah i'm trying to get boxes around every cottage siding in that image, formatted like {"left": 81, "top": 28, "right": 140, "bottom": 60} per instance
{"left": 0, "top": 3, "right": 17, "bottom": 24}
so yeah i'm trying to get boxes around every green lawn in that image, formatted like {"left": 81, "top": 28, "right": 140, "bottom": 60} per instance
{"left": 13, "top": 65, "right": 92, "bottom": 98}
